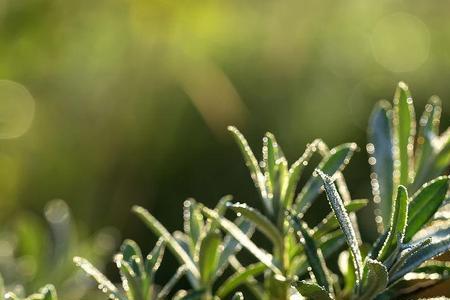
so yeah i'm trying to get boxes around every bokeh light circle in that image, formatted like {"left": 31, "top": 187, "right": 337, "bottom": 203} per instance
{"left": 0, "top": 80, "right": 35, "bottom": 139}
{"left": 371, "top": 13, "right": 430, "bottom": 72}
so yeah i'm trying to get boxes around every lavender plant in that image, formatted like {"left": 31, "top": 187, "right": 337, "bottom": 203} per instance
{"left": 66, "top": 82, "right": 450, "bottom": 299}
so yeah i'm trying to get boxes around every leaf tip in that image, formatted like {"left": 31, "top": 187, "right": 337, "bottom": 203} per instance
{"left": 398, "top": 81, "right": 409, "bottom": 91}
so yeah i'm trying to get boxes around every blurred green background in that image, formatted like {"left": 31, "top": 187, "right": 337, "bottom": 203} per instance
{"left": 0, "top": 0, "right": 450, "bottom": 297}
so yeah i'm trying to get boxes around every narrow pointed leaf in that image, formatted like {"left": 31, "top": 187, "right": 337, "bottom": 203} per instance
{"left": 271, "top": 158, "right": 288, "bottom": 223}
{"left": 295, "top": 143, "right": 357, "bottom": 214}
{"left": 132, "top": 206, "right": 200, "bottom": 281}
{"left": 216, "top": 263, "right": 265, "bottom": 298}
{"left": 295, "top": 281, "right": 333, "bottom": 300}
{"left": 73, "top": 256, "right": 126, "bottom": 300}
{"left": 393, "top": 81, "right": 416, "bottom": 186}
{"left": 368, "top": 231, "right": 389, "bottom": 260}
{"left": 317, "top": 170, "right": 363, "bottom": 287}
{"left": 228, "top": 126, "right": 269, "bottom": 212}
{"left": 217, "top": 218, "right": 254, "bottom": 275}
{"left": 263, "top": 132, "right": 285, "bottom": 189}
{"left": 145, "top": 238, "right": 166, "bottom": 278}
{"left": 228, "top": 256, "right": 265, "bottom": 299}
{"left": 359, "top": 259, "right": 388, "bottom": 300}
{"left": 428, "top": 130, "right": 450, "bottom": 179}
{"left": 294, "top": 231, "right": 346, "bottom": 277}
{"left": 198, "top": 231, "right": 221, "bottom": 284}
{"left": 285, "top": 139, "right": 325, "bottom": 207}
{"left": 405, "top": 177, "right": 449, "bottom": 242}
{"left": 157, "top": 266, "right": 187, "bottom": 299}
{"left": 183, "top": 199, "right": 204, "bottom": 249}
{"left": 291, "top": 215, "right": 331, "bottom": 292}
{"left": 229, "top": 203, "right": 283, "bottom": 250}
{"left": 378, "top": 186, "right": 408, "bottom": 261}
{"left": 415, "top": 260, "right": 450, "bottom": 274}
{"left": 367, "top": 100, "right": 394, "bottom": 231}
{"left": 414, "top": 97, "right": 442, "bottom": 188}
{"left": 40, "top": 285, "right": 58, "bottom": 300}
{"left": 201, "top": 206, "right": 282, "bottom": 275}
{"left": 319, "top": 231, "right": 346, "bottom": 259}
{"left": 390, "top": 235, "right": 450, "bottom": 284}
{"left": 338, "top": 251, "right": 356, "bottom": 295}
{"left": 314, "top": 199, "right": 368, "bottom": 238}
{"left": 120, "top": 239, "right": 145, "bottom": 277}
{"left": 115, "top": 255, "right": 141, "bottom": 300}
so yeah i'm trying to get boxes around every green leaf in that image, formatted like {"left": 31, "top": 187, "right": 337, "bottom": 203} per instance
{"left": 183, "top": 199, "right": 204, "bottom": 251}
{"left": 263, "top": 132, "right": 285, "bottom": 189}
{"left": 290, "top": 215, "right": 331, "bottom": 292}
{"left": 20, "top": 285, "right": 58, "bottom": 300}
{"left": 320, "top": 231, "right": 346, "bottom": 259}
{"left": 228, "top": 256, "right": 264, "bottom": 299}
{"left": 414, "top": 97, "right": 442, "bottom": 188}
{"left": 132, "top": 206, "right": 200, "bottom": 282}
{"left": 73, "top": 256, "right": 126, "bottom": 300}
{"left": 313, "top": 199, "right": 368, "bottom": 239}
{"left": 198, "top": 230, "right": 221, "bottom": 285}
{"left": 120, "top": 239, "right": 145, "bottom": 278}
{"left": 295, "top": 143, "right": 357, "bottom": 214}
{"left": 428, "top": 130, "right": 450, "bottom": 179}
{"left": 217, "top": 218, "right": 254, "bottom": 275}
{"left": 121, "top": 239, "right": 143, "bottom": 263}
{"left": 405, "top": 177, "right": 449, "bottom": 242}
{"left": 229, "top": 203, "right": 283, "bottom": 250}
{"left": 228, "top": 126, "right": 270, "bottom": 213}
{"left": 359, "top": 259, "right": 388, "bottom": 300}
{"left": 208, "top": 195, "right": 233, "bottom": 231}
{"left": 157, "top": 266, "right": 187, "bottom": 299}
{"left": 285, "top": 139, "right": 325, "bottom": 208}
{"left": 216, "top": 263, "right": 266, "bottom": 298}
{"left": 271, "top": 157, "right": 289, "bottom": 224}
{"left": 367, "top": 100, "right": 394, "bottom": 231}
{"left": 145, "top": 238, "right": 166, "bottom": 280}
{"left": 40, "top": 285, "right": 58, "bottom": 300}
{"left": 293, "top": 231, "right": 346, "bottom": 277}
{"left": 368, "top": 231, "right": 388, "bottom": 260}
{"left": 390, "top": 234, "right": 450, "bottom": 284}
{"left": 415, "top": 260, "right": 450, "bottom": 275}
{"left": 389, "top": 237, "right": 432, "bottom": 277}
{"left": 338, "top": 251, "right": 356, "bottom": 295}
{"left": 201, "top": 206, "right": 283, "bottom": 276}
{"left": 377, "top": 186, "right": 408, "bottom": 262}
{"left": 115, "top": 255, "right": 142, "bottom": 300}
{"left": 393, "top": 81, "right": 416, "bottom": 186}
{"left": 317, "top": 170, "right": 363, "bottom": 287}
{"left": 295, "top": 281, "right": 333, "bottom": 300}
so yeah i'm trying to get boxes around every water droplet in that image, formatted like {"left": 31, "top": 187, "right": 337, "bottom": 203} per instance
{"left": 366, "top": 143, "right": 375, "bottom": 154}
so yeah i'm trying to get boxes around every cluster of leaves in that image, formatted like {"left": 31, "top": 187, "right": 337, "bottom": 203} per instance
{"left": 3, "top": 82, "right": 450, "bottom": 300}
{"left": 72, "top": 82, "right": 450, "bottom": 300}
{"left": 74, "top": 196, "right": 257, "bottom": 300}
